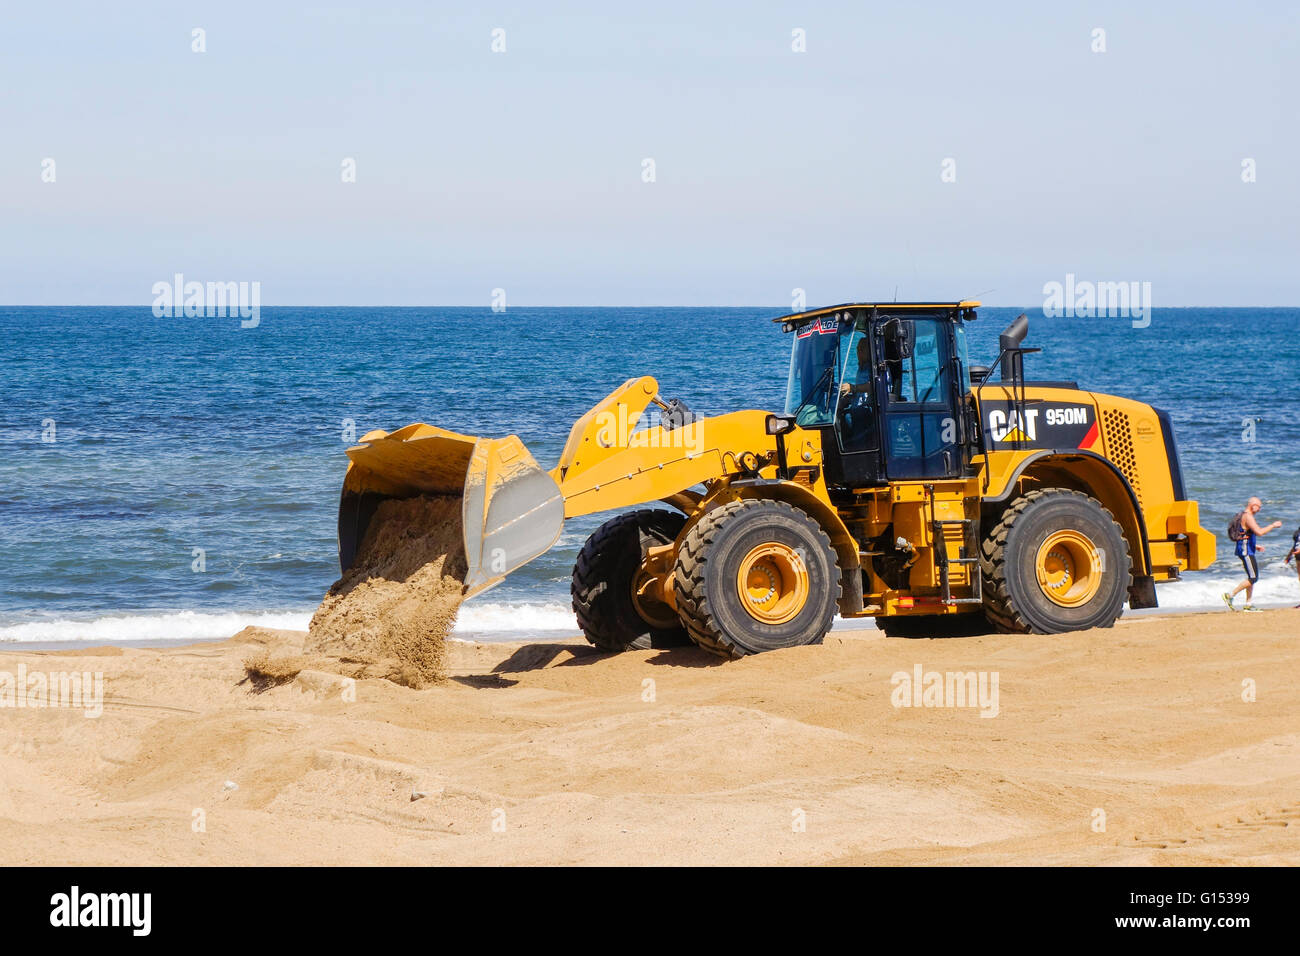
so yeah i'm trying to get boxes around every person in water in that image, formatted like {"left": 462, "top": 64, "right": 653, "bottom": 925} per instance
{"left": 1284, "top": 523, "right": 1300, "bottom": 608}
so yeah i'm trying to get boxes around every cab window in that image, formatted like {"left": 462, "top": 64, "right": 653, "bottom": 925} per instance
{"left": 886, "top": 318, "right": 951, "bottom": 405}
{"left": 784, "top": 315, "right": 847, "bottom": 426}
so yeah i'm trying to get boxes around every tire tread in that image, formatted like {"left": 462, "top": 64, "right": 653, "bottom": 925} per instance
{"left": 572, "top": 509, "right": 685, "bottom": 652}
{"left": 979, "top": 488, "right": 1131, "bottom": 634}
{"left": 673, "top": 499, "right": 839, "bottom": 659}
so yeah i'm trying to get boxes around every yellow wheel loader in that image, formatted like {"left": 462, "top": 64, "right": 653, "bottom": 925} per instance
{"left": 337, "top": 303, "right": 1215, "bottom": 658}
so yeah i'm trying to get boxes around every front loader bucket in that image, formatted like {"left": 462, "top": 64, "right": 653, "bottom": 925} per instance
{"left": 338, "top": 424, "right": 564, "bottom": 599}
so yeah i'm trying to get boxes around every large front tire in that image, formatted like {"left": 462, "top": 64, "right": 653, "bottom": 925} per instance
{"left": 980, "top": 489, "right": 1131, "bottom": 634}
{"left": 674, "top": 499, "right": 840, "bottom": 659}
{"left": 572, "top": 510, "right": 689, "bottom": 652}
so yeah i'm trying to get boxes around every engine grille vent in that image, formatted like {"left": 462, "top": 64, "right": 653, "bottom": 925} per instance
{"left": 1101, "top": 408, "right": 1142, "bottom": 506}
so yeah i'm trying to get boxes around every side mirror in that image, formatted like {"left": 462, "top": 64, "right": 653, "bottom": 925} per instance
{"left": 883, "top": 318, "right": 914, "bottom": 360}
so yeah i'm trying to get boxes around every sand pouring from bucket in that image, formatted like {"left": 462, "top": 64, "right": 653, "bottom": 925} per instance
{"left": 334, "top": 377, "right": 732, "bottom": 604}
{"left": 338, "top": 424, "right": 565, "bottom": 599}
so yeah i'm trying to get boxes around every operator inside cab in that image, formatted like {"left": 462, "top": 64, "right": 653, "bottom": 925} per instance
{"left": 836, "top": 335, "right": 878, "bottom": 453}
{"left": 783, "top": 305, "right": 973, "bottom": 484}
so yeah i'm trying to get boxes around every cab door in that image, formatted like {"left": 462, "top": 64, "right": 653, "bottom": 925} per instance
{"left": 877, "top": 316, "right": 963, "bottom": 480}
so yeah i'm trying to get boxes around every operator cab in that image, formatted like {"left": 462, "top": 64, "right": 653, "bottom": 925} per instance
{"left": 776, "top": 301, "right": 978, "bottom": 488}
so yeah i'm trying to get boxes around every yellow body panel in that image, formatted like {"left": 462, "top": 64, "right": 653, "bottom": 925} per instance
{"left": 970, "top": 384, "right": 1215, "bottom": 581}
{"left": 555, "top": 409, "right": 780, "bottom": 519}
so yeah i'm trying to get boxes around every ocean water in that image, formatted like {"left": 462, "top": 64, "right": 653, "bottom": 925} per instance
{"left": 2, "top": 306, "right": 1297, "bottom": 644}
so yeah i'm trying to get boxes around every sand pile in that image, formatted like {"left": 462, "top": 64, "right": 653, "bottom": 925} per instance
{"left": 306, "top": 495, "right": 468, "bottom": 687}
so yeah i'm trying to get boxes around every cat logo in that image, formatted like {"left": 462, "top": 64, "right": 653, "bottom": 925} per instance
{"left": 988, "top": 408, "right": 1038, "bottom": 443}
{"left": 984, "top": 400, "right": 1097, "bottom": 449}
{"left": 893, "top": 420, "right": 917, "bottom": 453}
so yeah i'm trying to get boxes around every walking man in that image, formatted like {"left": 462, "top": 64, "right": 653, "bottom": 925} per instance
{"left": 1223, "top": 497, "right": 1282, "bottom": 612}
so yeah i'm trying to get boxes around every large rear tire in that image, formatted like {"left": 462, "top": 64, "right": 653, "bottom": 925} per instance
{"left": 674, "top": 499, "right": 840, "bottom": 659}
{"left": 980, "top": 489, "right": 1131, "bottom": 634}
{"left": 572, "top": 510, "right": 689, "bottom": 652}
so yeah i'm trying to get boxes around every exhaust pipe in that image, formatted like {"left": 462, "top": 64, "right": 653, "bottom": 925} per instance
{"left": 999, "top": 313, "right": 1028, "bottom": 382}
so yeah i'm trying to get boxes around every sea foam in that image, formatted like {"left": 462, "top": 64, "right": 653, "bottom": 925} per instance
{"left": 3, "top": 571, "right": 1292, "bottom": 647}
{"left": 0, "top": 602, "right": 582, "bottom": 645}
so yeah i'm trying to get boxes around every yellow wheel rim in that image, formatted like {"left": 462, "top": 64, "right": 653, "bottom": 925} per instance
{"left": 1035, "top": 530, "right": 1103, "bottom": 608}
{"left": 736, "top": 543, "right": 810, "bottom": 625}
{"left": 630, "top": 567, "right": 677, "bottom": 630}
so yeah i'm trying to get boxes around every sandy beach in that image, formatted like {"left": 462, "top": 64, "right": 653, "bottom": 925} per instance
{"left": 1, "top": 610, "right": 1295, "bottom": 866}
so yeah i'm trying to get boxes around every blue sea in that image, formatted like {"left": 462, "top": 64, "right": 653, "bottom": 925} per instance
{"left": 2, "top": 306, "right": 1297, "bottom": 644}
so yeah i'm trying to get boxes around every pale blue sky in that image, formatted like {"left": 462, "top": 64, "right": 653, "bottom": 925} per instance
{"left": 2, "top": 1, "right": 1296, "bottom": 305}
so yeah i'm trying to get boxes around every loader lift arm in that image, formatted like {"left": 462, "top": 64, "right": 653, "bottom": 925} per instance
{"left": 339, "top": 376, "right": 809, "bottom": 599}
